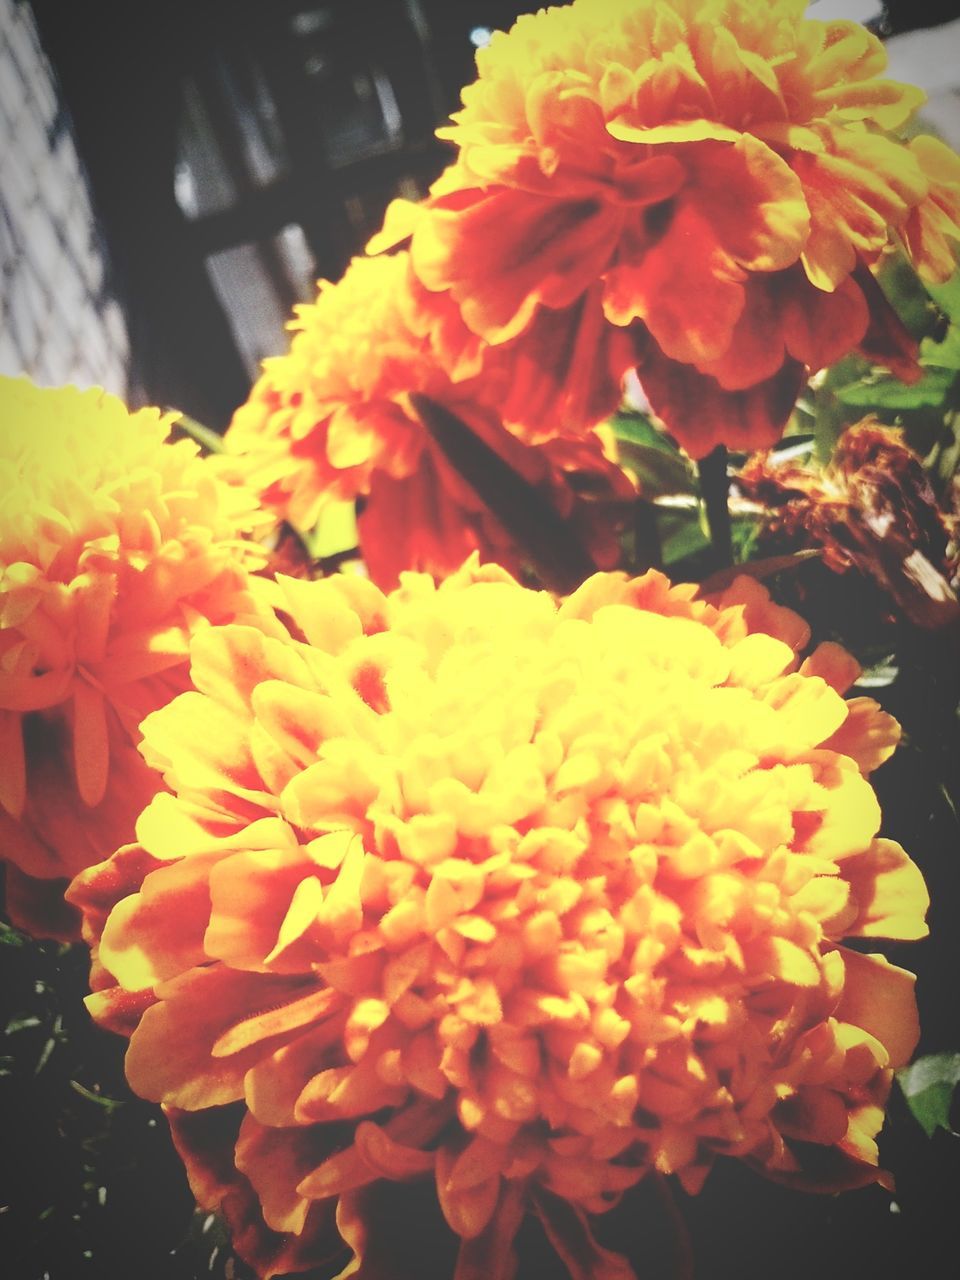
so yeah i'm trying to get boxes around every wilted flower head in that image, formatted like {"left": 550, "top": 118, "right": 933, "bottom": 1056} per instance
{"left": 738, "top": 420, "right": 959, "bottom": 629}
{"left": 223, "top": 252, "right": 634, "bottom": 588}
{"left": 377, "top": 0, "right": 960, "bottom": 457}
{"left": 0, "top": 377, "right": 267, "bottom": 936}
{"left": 71, "top": 558, "right": 926, "bottom": 1278}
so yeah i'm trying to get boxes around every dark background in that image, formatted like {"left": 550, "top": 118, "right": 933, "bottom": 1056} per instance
{"left": 22, "top": 0, "right": 960, "bottom": 428}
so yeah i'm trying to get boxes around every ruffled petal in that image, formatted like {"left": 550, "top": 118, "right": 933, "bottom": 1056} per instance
{"left": 638, "top": 343, "right": 805, "bottom": 458}
{"left": 839, "top": 839, "right": 929, "bottom": 941}
{"left": 125, "top": 967, "right": 324, "bottom": 1108}
{"left": 834, "top": 947, "right": 920, "bottom": 1069}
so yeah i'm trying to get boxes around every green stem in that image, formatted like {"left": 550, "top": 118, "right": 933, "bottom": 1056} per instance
{"left": 697, "top": 444, "right": 732, "bottom": 571}
{"left": 173, "top": 413, "right": 225, "bottom": 455}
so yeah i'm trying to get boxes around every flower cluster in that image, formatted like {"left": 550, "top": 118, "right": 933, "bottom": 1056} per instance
{"left": 374, "top": 0, "right": 960, "bottom": 457}
{"left": 223, "top": 252, "right": 634, "bottom": 587}
{"left": 0, "top": 377, "right": 268, "bottom": 936}
{"left": 71, "top": 559, "right": 927, "bottom": 1278}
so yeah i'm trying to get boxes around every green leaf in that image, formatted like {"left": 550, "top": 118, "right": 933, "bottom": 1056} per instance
{"left": 926, "top": 269, "right": 960, "bottom": 325}
{"left": 854, "top": 656, "right": 899, "bottom": 690}
{"left": 69, "top": 1080, "right": 125, "bottom": 1111}
{"left": 5, "top": 1014, "right": 41, "bottom": 1033}
{"left": 0, "top": 921, "right": 26, "bottom": 947}
{"left": 897, "top": 1052, "right": 960, "bottom": 1137}
{"left": 877, "top": 252, "right": 942, "bottom": 338}
{"left": 811, "top": 355, "right": 868, "bottom": 461}
{"left": 920, "top": 325, "right": 960, "bottom": 372}
{"left": 609, "top": 410, "right": 677, "bottom": 452}
{"left": 656, "top": 504, "right": 710, "bottom": 567}
{"left": 301, "top": 501, "right": 359, "bottom": 561}
{"left": 835, "top": 367, "right": 955, "bottom": 410}
{"left": 609, "top": 412, "right": 695, "bottom": 498}
{"left": 617, "top": 441, "right": 696, "bottom": 498}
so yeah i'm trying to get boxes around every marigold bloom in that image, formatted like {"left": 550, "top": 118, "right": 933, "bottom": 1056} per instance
{"left": 223, "top": 252, "right": 634, "bottom": 587}
{"left": 376, "top": 0, "right": 960, "bottom": 457}
{"left": 71, "top": 558, "right": 926, "bottom": 1278}
{"left": 0, "top": 377, "right": 268, "bottom": 937}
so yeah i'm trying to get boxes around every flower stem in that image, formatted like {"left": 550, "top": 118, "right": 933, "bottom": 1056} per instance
{"left": 698, "top": 444, "right": 732, "bottom": 571}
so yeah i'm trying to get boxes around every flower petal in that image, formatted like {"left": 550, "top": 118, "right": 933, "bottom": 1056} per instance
{"left": 840, "top": 839, "right": 929, "bottom": 941}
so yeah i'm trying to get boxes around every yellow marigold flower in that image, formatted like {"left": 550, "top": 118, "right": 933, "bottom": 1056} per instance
{"left": 223, "top": 252, "right": 634, "bottom": 587}
{"left": 0, "top": 376, "right": 268, "bottom": 937}
{"left": 376, "top": 0, "right": 960, "bottom": 457}
{"left": 70, "top": 558, "right": 926, "bottom": 1278}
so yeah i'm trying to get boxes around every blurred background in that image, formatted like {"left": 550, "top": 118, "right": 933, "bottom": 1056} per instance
{"left": 1, "top": 0, "right": 958, "bottom": 430}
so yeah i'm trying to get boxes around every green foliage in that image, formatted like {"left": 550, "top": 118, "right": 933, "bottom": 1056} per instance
{"left": 301, "top": 499, "right": 360, "bottom": 561}
{"left": 609, "top": 410, "right": 696, "bottom": 501}
{"left": 898, "top": 1054, "right": 960, "bottom": 1138}
{"left": 835, "top": 366, "right": 956, "bottom": 411}
{"left": 815, "top": 257, "right": 960, "bottom": 497}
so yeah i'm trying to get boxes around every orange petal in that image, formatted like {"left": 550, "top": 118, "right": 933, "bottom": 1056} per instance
{"left": 840, "top": 839, "right": 929, "bottom": 941}
{"left": 236, "top": 1112, "right": 345, "bottom": 1235}
{"left": 84, "top": 983, "right": 156, "bottom": 1037}
{"left": 98, "top": 851, "right": 220, "bottom": 990}
{"left": 436, "top": 1143, "right": 502, "bottom": 1240}
{"left": 0, "top": 708, "right": 26, "bottom": 817}
{"left": 73, "top": 679, "right": 110, "bottom": 807}
{"left": 606, "top": 199, "right": 746, "bottom": 365}
{"left": 687, "top": 135, "right": 809, "bottom": 275}
{"left": 835, "top": 947, "right": 920, "bottom": 1069}
{"left": 805, "top": 755, "right": 882, "bottom": 860}
{"left": 413, "top": 189, "right": 622, "bottom": 344}
{"left": 902, "top": 135, "right": 960, "bottom": 283}
{"left": 189, "top": 624, "right": 309, "bottom": 713}
{"left": 296, "top": 1141, "right": 377, "bottom": 1200}
{"left": 795, "top": 135, "right": 925, "bottom": 291}
{"left": 763, "top": 673, "right": 849, "bottom": 751}
{"left": 774, "top": 1085, "right": 852, "bottom": 1146}
{"left": 533, "top": 1189, "right": 637, "bottom": 1280}
{"left": 0, "top": 666, "right": 73, "bottom": 711}
{"left": 168, "top": 1107, "right": 342, "bottom": 1280}
{"left": 67, "top": 841, "right": 166, "bottom": 939}
{"left": 212, "top": 984, "right": 344, "bottom": 1058}
{"left": 799, "top": 642, "right": 861, "bottom": 694}
{"left": 205, "top": 844, "right": 318, "bottom": 971}
{"left": 125, "top": 966, "right": 320, "bottom": 1107}
{"left": 245, "top": 1015, "right": 349, "bottom": 1127}
{"left": 820, "top": 696, "right": 900, "bottom": 775}
{"left": 780, "top": 271, "right": 868, "bottom": 372}
{"left": 713, "top": 576, "right": 811, "bottom": 653}
{"left": 639, "top": 345, "right": 805, "bottom": 459}
{"left": 743, "top": 935, "right": 821, "bottom": 987}
{"left": 353, "top": 1119, "right": 436, "bottom": 1179}
{"left": 453, "top": 1179, "right": 525, "bottom": 1280}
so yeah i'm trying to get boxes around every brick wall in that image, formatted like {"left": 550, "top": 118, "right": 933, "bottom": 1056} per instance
{"left": 0, "top": 0, "right": 130, "bottom": 394}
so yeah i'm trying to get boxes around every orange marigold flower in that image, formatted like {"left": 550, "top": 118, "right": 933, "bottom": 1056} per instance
{"left": 70, "top": 558, "right": 927, "bottom": 1279}
{"left": 223, "top": 252, "right": 634, "bottom": 588}
{"left": 377, "top": 0, "right": 960, "bottom": 457}
{"left": 0, "top": 376, "right": 268, "bottom": 938}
